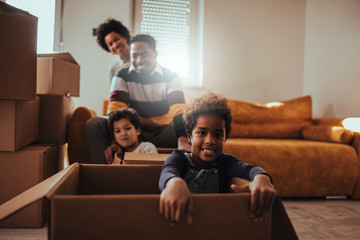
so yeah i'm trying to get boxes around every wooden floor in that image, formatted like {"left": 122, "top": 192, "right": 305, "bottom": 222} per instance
{"left": 283, "top": 198, "right": 360, "bottom": 239}
{"left": 0, "top": 198, "right": 359, "bottom": 239}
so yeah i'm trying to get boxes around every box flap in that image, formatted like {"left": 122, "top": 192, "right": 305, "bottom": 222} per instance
{"left": 37, "top": 52, "right": 78, "bottom": 64}
{"left": 123, "top": 153, "right": 168, "bottom": 165}
{"left": 124, "top": 152, "right": 169, "bottom": 160}
{"left": 0, "top": 163, "right": 79, "bottom": 222}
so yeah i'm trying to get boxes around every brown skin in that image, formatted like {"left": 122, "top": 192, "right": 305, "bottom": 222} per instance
{"left": 104, "top": 118, "right": 141, "bottom": 164}
{"left": 104, "top": 31, "right": 130, "bottom": 63}
{"left": 104, "top": 41, "right": 191, "bottom": 163}
{"left": 104, "top": 141, "right": 123, "bottom": 164}
{"left": 159, "top": 114, "right": 276, "bottom": 225}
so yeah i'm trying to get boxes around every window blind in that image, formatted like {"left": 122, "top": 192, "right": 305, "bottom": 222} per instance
{"left": 140, "top": 0, "right": 191, "bottom": 78}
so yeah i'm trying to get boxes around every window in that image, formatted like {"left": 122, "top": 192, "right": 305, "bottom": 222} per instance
{"left": 6, "top": 0, "right": 56, "bottom": 53}
{"left": 133, "top": 0, "right": 203, "bottom": 86}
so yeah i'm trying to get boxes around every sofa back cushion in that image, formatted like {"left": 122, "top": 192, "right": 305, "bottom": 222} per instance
{"left": 228, "top": 95, "right": 312, "bottom": 138}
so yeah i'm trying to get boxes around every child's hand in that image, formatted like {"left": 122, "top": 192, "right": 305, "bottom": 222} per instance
{"left": 230, "top": 174, "right": 276, "bottom": 221}
{"left": 104, "top": 142, "right": 123, "bottom": 164}
{"left": 159, "top": 177, "right": 193, "bottom": 226}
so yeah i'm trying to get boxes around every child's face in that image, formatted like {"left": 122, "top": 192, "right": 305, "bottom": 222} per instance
{"left": 187, "top": 114, "right": 226, "bottom": 168}
{"left": 113, "top": 118, "right": 140, "bottom": 152}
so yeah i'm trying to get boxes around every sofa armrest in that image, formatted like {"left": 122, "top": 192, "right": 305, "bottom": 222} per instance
{"left": 68, "top": 107, "right": 97, "bottom": 164}
{"left": 350, "top": 132, "right": 360, "bottom": 199}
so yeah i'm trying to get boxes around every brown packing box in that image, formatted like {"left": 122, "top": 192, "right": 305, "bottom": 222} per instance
{"left": 38, "top": 95, "right": 74, "bottom": 144}
{"left": 0, "top": 2, "right": 38, "bottom": 100}
{"left": 0, "top": 164, "right": 297, "bottom": 239}
{"left": 0, "top": 145, "right": 59, "bottom": 228}
{"left": 122, "top": 152, "right": 168, "bottom": 165}
{"left": 0, "top": 98, "right": 39, "bottom": 151}
{"left": 37, "top": 53, "right": 80, "bottom": 97}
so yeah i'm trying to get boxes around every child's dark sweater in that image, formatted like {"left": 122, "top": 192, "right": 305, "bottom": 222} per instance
{"left": 159, "top": 150, "right": 271, "bottom": 193}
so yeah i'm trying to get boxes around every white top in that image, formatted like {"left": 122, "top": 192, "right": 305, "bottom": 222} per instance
{"left": 133, "top": 142, "right": 158, "bottom": 154}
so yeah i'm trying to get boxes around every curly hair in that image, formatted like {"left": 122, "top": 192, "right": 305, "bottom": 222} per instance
{"left": 108, "top": 108, "right": 141, "bottom": 137}
{"left": 131, "top": 34, "right": 156, "bottom": 52}
{"left": 183, "top": 92, "right": 232, "bottom": 139}
{"left": 95, "top": 18, "right": 131, "bottom": 52}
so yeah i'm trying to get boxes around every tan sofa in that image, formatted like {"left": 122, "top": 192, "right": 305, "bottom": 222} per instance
{"left": 224, "top": 95, "right": 360, "bottom": 199}
{"left": 68, "top": 95, "right": 360, "bottom": 199}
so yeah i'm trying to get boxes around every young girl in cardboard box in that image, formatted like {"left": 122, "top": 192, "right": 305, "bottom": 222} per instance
{"left": 159, "top": 92, "right": 276, "bottom": 224}
{"left": 106, "top": 108, "right": 158, "bottom": 164}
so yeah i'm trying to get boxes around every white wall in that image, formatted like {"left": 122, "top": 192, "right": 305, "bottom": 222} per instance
{"left": 303, "top": 0, "right": 360, "bottom": 118}
{"left": 61, "top": 0, "right": 360, "bottom": 118}
{"left": 61, "top": 0, "right": 131, "bottom": 115}
{"left": 202, "top": 0, "right": 306, "bottom": 103}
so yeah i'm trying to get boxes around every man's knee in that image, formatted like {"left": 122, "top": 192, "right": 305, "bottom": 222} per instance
{"left": 85, "top": 116, "right": 107, "bottom": 136}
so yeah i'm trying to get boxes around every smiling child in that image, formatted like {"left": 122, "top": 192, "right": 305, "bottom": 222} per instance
{"left": 159, "top": 92, "right": 276, "bottom": 225}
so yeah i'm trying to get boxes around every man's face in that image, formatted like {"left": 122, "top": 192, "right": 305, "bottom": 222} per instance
{"left": 131, "top": 42, "right": 157, "bottom": 74}
{"left": 104, "top": 32, "right": 130, "bottom": 62}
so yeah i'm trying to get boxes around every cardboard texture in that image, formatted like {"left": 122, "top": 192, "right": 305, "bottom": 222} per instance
{"left": 123, "top": 152, "right": 168, "bottom": 165}
{"left": 0, "top": 2, "right": 38, "bottom": 100}
{"left": 0, "top": 99, "right": 39, "bottom": 151}
{"left": 0, "top": 164, "right": 297, "bottom": 239}
{"left": 0, "top": 145, "right": 59, "bottom": 228}
{"left": 38, "top": 95, "right": 74, "bottom": 144}
{"left": 37, "top": 53, "right": 80, "bottom": 97}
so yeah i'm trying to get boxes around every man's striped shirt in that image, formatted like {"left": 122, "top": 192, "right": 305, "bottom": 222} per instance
{"left": 108, "top": 63, "right": 186, "bottom": 137}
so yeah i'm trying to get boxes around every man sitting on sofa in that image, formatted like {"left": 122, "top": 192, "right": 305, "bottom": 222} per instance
{"left": 85, "top": 34, "right": 190, "bottom": 164}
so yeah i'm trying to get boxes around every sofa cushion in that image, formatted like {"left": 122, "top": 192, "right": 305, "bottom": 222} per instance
{"left": 302, "top": 125, "right": 354, "bottom": 144}
{"left": 224, "top": 138, "right": 358, "bottom": 197}
{"left": 228, "top": 95, "right": 312, "bottom": 138}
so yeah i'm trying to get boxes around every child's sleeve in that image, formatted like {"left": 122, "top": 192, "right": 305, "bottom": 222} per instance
{"left": 224, "top": 154, "right": 272, "bottom": 182}
{"left": 158, "top": 150, "right": 187, "bottom": 192}
{"left": 142, "top": 142, "right": 158, "bottom": 154}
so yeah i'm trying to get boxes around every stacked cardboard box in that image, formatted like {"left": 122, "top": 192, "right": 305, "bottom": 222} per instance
{"left": 0, "top": 2, "right": 78, "bottom": 228}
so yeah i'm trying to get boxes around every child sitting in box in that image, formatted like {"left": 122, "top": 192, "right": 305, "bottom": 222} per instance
{"left": 106, "top": 108, "right": 158, "bottom": 164}
{"left": 159, "top": 92, "right": 276, "bottom": 224}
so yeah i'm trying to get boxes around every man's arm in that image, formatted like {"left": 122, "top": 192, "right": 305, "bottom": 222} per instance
{"left": 108, "top": 71, "right": 130, "bottom": 114}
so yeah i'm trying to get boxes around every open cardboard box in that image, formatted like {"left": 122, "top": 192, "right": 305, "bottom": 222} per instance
{"left": 0, "top": 163, "right": 297, "bottom": 240}
{"left": 37, "top": 53, "right": 80, "bottom": 97}
{"left": 0, "top": 145, "right": 60, "bottom": 228}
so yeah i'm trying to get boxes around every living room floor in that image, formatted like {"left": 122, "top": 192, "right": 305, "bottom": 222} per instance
{"left": 0, "top": 199, "right": 359, "bottom": 239}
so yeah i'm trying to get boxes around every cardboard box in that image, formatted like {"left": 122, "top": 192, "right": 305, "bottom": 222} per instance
{"left": 38, "top": 94, "right": 74, "bottom": 144}
{"left": 0, "top": 2, "right": 38, "bottom": 100}
{"left": 0, "top": 99, "right": 39, "bottom": 151}
{"left": 37, "top": 53, "right": 80, "bottom": 97}
{"left": 0, "top": 164, "right": 297, "bottom": 239}
{"left": 0, "top": 145, "right": 59, "bottom": 228}
{"left": 122, "top": 152, "right": 168, "bottom": 165}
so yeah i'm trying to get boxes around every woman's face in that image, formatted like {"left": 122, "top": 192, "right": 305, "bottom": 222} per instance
{"left": 104, "top": 32, "right": 130, "bottom": 62}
